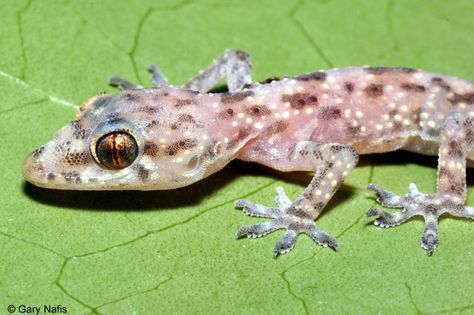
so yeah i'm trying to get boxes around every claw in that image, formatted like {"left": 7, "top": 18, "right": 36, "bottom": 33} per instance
{"left": 234, "top": 199, "right": 281, "bottom": 218}
{"left": 274, "top": 230, "right": 297, "bottom": 258}
{"left": 366, "top": 207, "right": 380, "bottom": 218}
{"left": 367, "top": 183, "right": 405, "bottom": 208}
{"left": 421, "top": 231, "right": 438, "bottom": 255}
{"left": 365, "top": 208, "right": 408, "bottom": 227}
{"left": 236, "top": 221, "right": 283, "bottom": 239}
{"left": 307, "top": 228, "right": 339, "bottom": 250}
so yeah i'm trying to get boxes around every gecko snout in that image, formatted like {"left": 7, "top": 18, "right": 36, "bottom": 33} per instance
{"left": 23, "top": 147, "right": 51, "bottom": 188}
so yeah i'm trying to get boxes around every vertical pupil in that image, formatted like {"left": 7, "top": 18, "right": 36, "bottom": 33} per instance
{"left": 111, "top": 135, "right": 123, "bottom": 166}
{"left": 96, "top": 132, "right": 138, "bottom": 169}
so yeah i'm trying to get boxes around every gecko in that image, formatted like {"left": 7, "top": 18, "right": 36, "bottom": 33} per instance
{"left": 23, "top": 49, "right": 474, "bottom": 257}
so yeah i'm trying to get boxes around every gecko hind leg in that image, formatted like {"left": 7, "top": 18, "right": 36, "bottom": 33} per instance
{"left": 366, "top": 183, "right": 443, "bottom": 253}
{"left": 367, "top": 112, "right": 474, "bottom": 254}
{"left": 235, "top": 141, "right": 358, "bottom": 257}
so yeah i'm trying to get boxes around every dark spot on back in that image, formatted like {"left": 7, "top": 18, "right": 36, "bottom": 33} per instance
{"left": 144, "top": 141, "right": 160, "bottom": 157}
{"left": 124, "top": 93, "right": 140, "bottom": 102}
{"left": 449, "top": 92, "right": 474, "bottom": 105}
{"left": 344, "top": 82, "right": 354, "bottom": 93}
{"left": 364, "top": 67, "right": 391, "bottom": 75}
{"left": 319, "top": 107, "right": 341, "bottom": 120}
{"left": 221, "top": 90, "right": 254, "bottom": 104}
{"left": 227, "top": 128, "right": 251, "bottom": 149}
{"left": 364, "top": 84, "right": 384, "bottom": 97}
{"left": 247, "top": 104, "right": 271, "bottom": 117}
{"left": 281, "top": 93, "right": 318, "bottom": 109}
{"left": 178, "top": 114, "right": 196, "bottom": 124}
{"left": 346, "top": 125, "right": 360, "bottom": 136}
{"left": 166, "top": 138, "right": 198, "bottom": 156}
{"left": 140, "top": 106, "right": 160, "bottom": 114}
{"left": 145, "top": 120, "right": 160, "bottom": 129}
{"left": 364, "top": 66, "right": 417, "bottom": 75}
{"left": 175, "top": 99, "right": 192, "bottom": 108}
{"left": 295, "top": 71, "right": 326, "bottom": 82}
{"left": 263, "top": 121, "right": 289, "bottom": 135}
{"left": 47, "top": 173, "right": 56, "bottom": 181}
{"left": 218, "top": 108, "right": 235, "bottom": 119}
{"left": 398, "top": 67, "right": 417, "bottom": 73}
{"left": 400, "top": 83, "right": 426, "bottom": 93}
{"left": 431, "top": 77, "right": 451, "bottom": 91}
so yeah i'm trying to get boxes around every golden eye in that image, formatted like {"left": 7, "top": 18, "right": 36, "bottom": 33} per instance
{"left": 95, "top": 132, "right": 138, "bottom": 169}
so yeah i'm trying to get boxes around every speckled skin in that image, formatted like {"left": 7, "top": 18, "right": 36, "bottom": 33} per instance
{"left": 23, "top": 49, "right": 474, "bottom": 256}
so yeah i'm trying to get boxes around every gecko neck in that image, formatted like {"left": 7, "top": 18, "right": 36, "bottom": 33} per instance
{"left": 201, "top": 89, "right": 276, "bottom": 159}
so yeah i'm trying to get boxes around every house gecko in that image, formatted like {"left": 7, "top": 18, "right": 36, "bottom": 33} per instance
{"left": 23, "top": 49, "right": 474, "bottom": 257}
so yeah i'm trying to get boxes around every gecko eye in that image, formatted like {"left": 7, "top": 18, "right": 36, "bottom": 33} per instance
{"left": 94, "top": 132, "right": 138, "bottom": 169}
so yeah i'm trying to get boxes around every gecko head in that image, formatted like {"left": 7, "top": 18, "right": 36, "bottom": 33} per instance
{"left": 23, "top": 89, "right": 225, "bottom": 190}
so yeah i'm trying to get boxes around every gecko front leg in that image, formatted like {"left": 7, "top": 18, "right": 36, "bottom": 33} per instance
{"left": 108, "top": 76, "right": 144, "bottom": 91}
{"left": 367, "top": 112, "right": 474, "bottom": 254}
{"left": 235, "top": 141, "right": 358, "bottom": 257}
{"left": 109, "top": 49, "right": 251, "bottom": 93}
{"left": 185, "top": 49, "right": 252, "bottom": 93}
{"left": 109, "top": 63, "right": 168, "bottom": 90}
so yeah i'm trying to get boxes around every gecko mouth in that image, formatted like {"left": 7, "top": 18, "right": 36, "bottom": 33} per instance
{"left": 22, "top": 147, "right": 139, "bottom": 191}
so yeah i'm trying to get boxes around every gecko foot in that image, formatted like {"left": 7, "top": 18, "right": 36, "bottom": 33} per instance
{"left": 235, "top": 187, "right": 338, "bottom": 257}
{"left": 366, "top": 183, "right": 474, "bottom": 254}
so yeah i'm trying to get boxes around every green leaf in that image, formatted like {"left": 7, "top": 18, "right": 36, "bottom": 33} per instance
{"left": 1, "top": 0, "right": 474, "bottom": 313}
